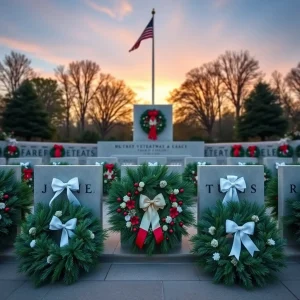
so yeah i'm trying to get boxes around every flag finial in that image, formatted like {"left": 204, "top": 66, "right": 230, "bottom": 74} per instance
{"left": 152, "top": 8, "right": 155, "bottom": 15}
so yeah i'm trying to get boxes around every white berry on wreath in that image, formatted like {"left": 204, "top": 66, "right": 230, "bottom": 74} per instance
{"left": 173, "top": 189, "right": 179, "bottom": 195}
{"left": 208, "top": 226, "right": 216, "bottom": 235}
{"left": 123, "top": 195, "right": 130, "bottom": 202}
{"left": 30, "top": 240, "right": 36, "bottom": 248}
{"left": 211, "top": 239, "right": 218, "bottom": 248}
{"left": 166, "top": 216, "right": 172, "bottom": 223}
{"left": 139, "top": 182, "right": 145, "bottom": 188}
{"left": 160, "top": 180, "right": 167, "bottom": 188}
{"left": 267, "top": 238, "right": 275, "bottom": 246}
{"left": 126, "top": 221, "right": 132, "bottom": 228}
{"left": 0, "top": 203, "right": 5, "bottom": 209}
{"left": 120, "top": 202, "right": 126, "bottom": 208}
{"left": 55, "top": 211, "right": 63, "bottom": 217}
{"left": 29, "top": 227, "right": 36, "bottom": 236}
{"left": 212, "top": 252, "right": 220, "bottom": 261}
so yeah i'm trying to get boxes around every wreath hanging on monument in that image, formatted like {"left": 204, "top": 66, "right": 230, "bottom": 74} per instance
{"left": 108, "top": 164, "right": 195, "bottom": 255}
{"left": 277, "top": 143, "right": 293, "bottom": 157}
{"left": 190, "top": 200, "right": 285, "bottom": 289}
{"left": 0, "top": 169, "right": 32, "bottom": 248}
{"left": 100, "top": 162, "right": 120, "bottom": 194}
{"left": 182, "top": 162, "right": 211, "bottom": 195}
{"left": 246, "top": 145, "right": 260, "bottom": 158}
{"left": 4, "top": 145, "right": 20, "bottom": 158}
{"left": 15, "top": 198, "right": 106, "bottom": 286}
{"left": 230, "top": 144, "right": 245, "bottom": 157}
{"left": 50, "top": 144, "right": 65, "bottom": 158}
{"left": 140, "top": 109, "right": 167, "bottom": 140}
{"left": 11, "top": 162, "right": 34, "bottom": 191}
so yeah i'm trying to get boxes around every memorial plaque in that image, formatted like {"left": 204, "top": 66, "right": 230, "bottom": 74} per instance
{"left": 121, "top": 165, "right": 182, "bottom": 178}
{"left": 197, "top": 165, "right": 264, "bottom": 219}
{"left": 263, "top": 157, "right": 293, "bottom": 176}
{"left": 226, "top": 157, "right": 258, "bottom": 165}
{"left": 278, "top": 165, "right": 300, "bottom": 245}
{"left": 0, "top": 158, "right": 6, "bottom": 165}
{"left": 86, "top": 157, "right": 118, "bottom": 165}
{"left": 8, "top": 157, "right": 43, "bottom": 166}
{"left": 0, "top": 165, "right": 22, "bottom": 181}
{"left": 34, "top": 166, "right": 103, "bottom": 218}
{"left": 50, "top": 157, "right": 79, "bottom": 165}
{"left": 133, "top": 104, "right": 173, "bottom": 142}
{"left": 184, "top": 157, "right": 217, "bottom": 166}
{"left": 137, "top": 156, "right": 167, "bottom": 165}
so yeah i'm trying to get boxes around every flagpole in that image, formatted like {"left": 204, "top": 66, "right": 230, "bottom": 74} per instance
{"left": 152, "top": 8, "right": 155, "bottom": 105}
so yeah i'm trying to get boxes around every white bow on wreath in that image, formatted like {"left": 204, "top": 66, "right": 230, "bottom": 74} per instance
{"left": 275, "top": 162, "right": 286, "bottom": 169}
{"left": 220, "top": 175, "right": 246, "bottom": 205}
{"left": 95, "top": 162, "right": 104, "bottom": 166}
{"left": 20, "top": 162, "right": 30, "bottom": 168}
{"left": 49, "top": 216, "right": 77, "bottom": 247}
{"left": 197, "top": 162, "right": 207, "bottom": 166}
{"left": 238, "top": 162, "right": 246, "bottom": 166}
{"left": 49, "top": 177, "right": 81, "bottom": 207}
{"left": 226, "top": 219, "right": 259, "bottom": 260}
{"left": 148, "top": 162, "right": 158, "bottom": 166}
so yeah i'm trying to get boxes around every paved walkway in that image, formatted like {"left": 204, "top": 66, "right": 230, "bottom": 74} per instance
{"left": 0, "top": 261, "right": 300, "bottom": 300}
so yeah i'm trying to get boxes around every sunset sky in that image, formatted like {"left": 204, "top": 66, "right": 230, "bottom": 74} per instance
{"left": 0, "top": 0, "right": 300, "bottom": 104}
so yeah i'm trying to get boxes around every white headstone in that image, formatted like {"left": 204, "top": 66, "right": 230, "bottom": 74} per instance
{"left": 50, "top": 157, "right": 79, "bottom": 165}
{"left": 278, "top": 165, "right": 300, "bottom": 245}
{"left": 0, "top": 158, "right": 6, "bottom": 165}
{"left": 133, "top": 104, "right": 173, "bottom": 141}
{"left": 226, "top": 157, "right": 258, "bottom": 165}
{"left": 263, "top": 157, "right": 293, "bottom": 176}
{"left": 34, "top": 166, "right": 103, "bottom": 218}
{"left": 8, "top": 157, "right": 43, "bottom": 166}
{"left": 184, "top": 157, "right": 217, "bottom": 166}
{"left": 86, "top": 157, "right": 118, "bottom": 165}
{"left": 137, "top": 156, "right": 167, "bottom": 165}
{"left": 197, "top": 165, "right": 264, "bottom": 219}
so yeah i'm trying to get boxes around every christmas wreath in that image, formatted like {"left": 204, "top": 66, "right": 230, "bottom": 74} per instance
{"left": 140, "top": 109, "right": 167, "bottom": 140}
{"left": 4, "top": 145, "right": 20, "bottom": 158}
{"left": 108, "top": 165, "right": 195, "bottom": 255}
{"left": 246, "top": 145, "right": 260, "bottom": 158}
{"left": 230, "top": 144, "right": 245, "bottom": 157}
{"left": 15, "top": 198, "right": 106, "bottom": 286}
{"left": 190, "top": 200, "right": 285, "bottom": 289}
{"left": 12, "top": 162, "right": 34, "bottom": 190}
{"left": 100, "top": 162, "right": 120, "bottom": 194}
{"left": 0, "top": 169, "right": 32, "bottom": 248}
{"left": 277, "top": 143, "right": 293, "bottom": 157}
{"left": 182, "top": 162, "right": 211, "bottom": 195}
{"left": 49, "top": 162, "right": 70, "bottom": 166}
{"left": 50, "top": 144, "right": 65, "bottom": 158}
{"left": 286, "top": 195, "right": 300, "bottom": 242}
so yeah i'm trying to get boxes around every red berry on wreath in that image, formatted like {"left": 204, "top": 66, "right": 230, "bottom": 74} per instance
{"left": 117, "top": 208, "right": 122, "bottom": 213}
{"left": 166, "top": 237, "right": 169, "bottom": 240}
{"left": 170, "top": 221, "right": 175, "bottom": 226}
{"left": 179, "top": 222, "right": 184, "bottom": 227}
{"left": 127, "top": 192, "right": 132, "bottom": 197}
{"left": 134, "top": 190, "right": 139, "bottom": 195}
{"left": 117, "top": 197, "right": 122, "bottom": 202}
{"left": 3, "top": 194, "right": 9, "bottom": 200}
{"left": 179, "top": 188, "right": 184, "bottom": 193}
{"left": 133, "top": 227, "right": 137, "bottom": 232}
{"left": 178, "top": 201, "right": 183, "bottom": 206}
{"left": 4, "top": 207, "right": 10, "bottom": 212}
{"left": 134, "top": 183, "right": 139, "bottom": 187}
{"left": 123, "top": 211, "right": 128, "bottom": 216}
{"left": 169, "top": 229, "right": 174, "bottom": 234}
{"left": 162, "top": 218, "right": 166, "bottom": 222}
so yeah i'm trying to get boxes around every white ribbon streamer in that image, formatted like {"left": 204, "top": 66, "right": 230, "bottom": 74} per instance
{"left": 139, "top": 193, "right": 166, "bottom": 232}
{"left": 104, "top": 170, "right": 114, "bottom": 179}
{"left": 275, "top": 162, "right": 286, "bottom": 169}
{"left": 148, "top": 162, "right": 158, "bottom": 166}
{"left": 49, "top": 216, "right": 77, "bottom": 247}
{"left": 20, "top": 162, "right": 30, "bottom": 168}
{"left": 49, "top": 177, "right": 81, "bottom": 207}
{"left": 238, "top": 162, "right": 246, "bottom": 166}
{"left": 226, "top": 219, "right": 259, "bottom": 260}
{"left": 197, "top": 162, "right": 207, "bottom": 166}
{"left": 220, "top": 175, "right": 246, "bottom": 205}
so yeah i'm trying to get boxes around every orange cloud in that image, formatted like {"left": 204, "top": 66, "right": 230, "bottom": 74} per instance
{"left": 84, "top": 0, "right": 132, "bottom": 20}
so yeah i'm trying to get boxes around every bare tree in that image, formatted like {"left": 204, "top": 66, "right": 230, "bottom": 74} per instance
{"left": 0, "top": 51, "right": 35, "bottom": 95}
{"left": 217, "top": 50, "right": 261, "bottom": 119}
{"left": 168, "top": 63, "right": 225, "bottom": 138}
{"left": 286, "top": 63, "right": 300, "bottom": 97}
{"left": 67, "top": 60, "right": 103, "bottom": 131}
{"left": 89, "top": 74, "right": 135, "bottom": 139}
{"left": 55, "top": 66, "right": 76, "bottom": 138}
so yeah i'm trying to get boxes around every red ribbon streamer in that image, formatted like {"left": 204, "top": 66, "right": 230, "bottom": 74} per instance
{"left": 23, "top": 168, "right": 33, "bottom": 180}
{"left": 147, "top": 110, "right": 159, "bottom": 140}
{"left": 248, "top": 146, "right": 257, "bottom": 157}
{"left": 233, "top": 144, "right": 242, "bottom": 157}
{"left": 148, "top": 110, "right": 158, "bottom": 120}
{"left": 53, "top": 144, "right": 63, "bottom": 157}
{"left": 105, "top": 163, "right": 114, "bottom": 172}
{"left": 136, "top": 227, "right": 163, "bottom": 249}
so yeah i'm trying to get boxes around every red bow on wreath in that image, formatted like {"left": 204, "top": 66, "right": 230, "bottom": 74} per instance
{"left": 8, "top": 145, "right": 17, "bottom": 153}
{"left": 279, "top": 144, "right": 288, "bottom": 154}
{"left": 105, "top": 163, "right": 114, "bottom": 173}
{"left": 23, "top": 168, "right": 33, "bottom": 180}
{"left": 233, "top": 144, "right": 242, "bottom": 157}
{"left": 148, "top": 110, "right": 159, "bottom": 140}
{"left": 248, "top": 146, "right": 257, "bottom": 157}
{"left": 53, "top": 144, "right": 63, "bottom": 157}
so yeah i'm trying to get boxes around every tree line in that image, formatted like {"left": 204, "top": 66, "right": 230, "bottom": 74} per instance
{"left": 0, "top": 50, "right": 299, "bottom": 142}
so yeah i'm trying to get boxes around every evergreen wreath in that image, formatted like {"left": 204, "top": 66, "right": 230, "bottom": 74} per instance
{"left": 296, "top": 145, "right": 300, "bottom": 157}
{"left": 102, "top": 162, "right": 120, "bottom": 194}
{"left": 182, "top": 162, "right": 211, "bottom": 195}
{"left": 15, "top": 198, "right": 106, "bottom": 286}
{"left": 49, "top": 162, "right": 70, "bottom": 165}
{"left": 246, "top": 145, "right": 260, "bottom": 158}
{"left": 0, "top": 169, "right": 32, "bottom": 248}
{"left": 140, "top": 109, "right": 167, "bottom": 140}
{"left": 50, "top": 144, "right": 65, "bottom": 158}
{"left": 277, "top": 144, "right": 293, "bottom": 157}
{"left": 108, "top": 164, "right": 195, "bottom": 255}
{"left": 286, "top": 195, "right": 300, "bottom": 243}
{"left": 12, "top": 162, "right": 34, "bottom": 191}
{"left": 190, "top": 200, "right": 285, "bottom": 289}
{"left": 4, "top": 145, "right": 20, "bottom": 158}
{"left": 230, "top": 144, "right": 245, "bottom": 157}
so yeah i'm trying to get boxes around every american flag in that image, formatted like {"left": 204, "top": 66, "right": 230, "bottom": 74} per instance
{"left": 129, "top": 17, "right": 153, "bottom": 52}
